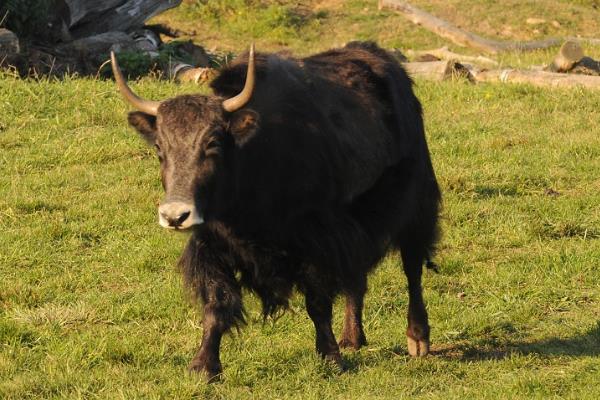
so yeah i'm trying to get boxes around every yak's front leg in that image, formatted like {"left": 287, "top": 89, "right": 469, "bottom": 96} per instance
{"left": 183, "top": 240, "right": 244, "bottom": 381}
{"left": 304, "top": 288, "right": 343, "bottom": 368}
{"left": 189, "top": 297, "right": 240, "bottom": 381}
{"left": 189, "top": 304, "right": 224, "bottom": 380}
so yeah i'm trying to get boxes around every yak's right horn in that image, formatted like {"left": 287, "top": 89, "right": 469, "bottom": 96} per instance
{"left": 111, "top": 51, "right": 161, "bottom": 116}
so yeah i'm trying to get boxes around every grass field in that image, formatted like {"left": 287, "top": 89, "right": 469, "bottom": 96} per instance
{"left": 1, "top": 1, "right": 600, "bottom": 398}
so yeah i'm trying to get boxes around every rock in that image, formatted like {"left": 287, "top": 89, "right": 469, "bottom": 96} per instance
{"left": 571, "top": 56, "right": 600, "bottom": 76}
{"left": 0, "top": 28, "right": 19, "bottom": 54}
{"left": 526, "top": 18, "right": 547, "bottom": 25}
{"left": 0, "top": 29, "right": 25, "bottom": 73}
{"left": 59, "top": 31, "right": 133, "bottom": 55}
{"left": 132, "top": 29, "right": 162, "bottom": 57}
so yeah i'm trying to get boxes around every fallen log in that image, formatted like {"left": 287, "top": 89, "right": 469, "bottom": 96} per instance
{"left": 406, "top": 46, "right": 498, "bottom": 67}
{"left": 573, "top": 37, "right": 600, "bottom": 46}
{"left": 379, "top": 0, "right": 586, "bottom": 54}
{"left": 475, "top": 69, "right": 600, "bottom": 89}
{"left": 546, "top": 40, "right": 583, "bottom": 73}
{"left": 402, "top": 60, "right": 473, "bottom": 81}
{"left": 168, "top": 63, "right": 216, "bottom": 83}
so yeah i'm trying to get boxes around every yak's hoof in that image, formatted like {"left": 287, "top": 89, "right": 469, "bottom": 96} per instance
{"left": 324, "top": 352, "right": 345, "bottom": 370}
{"left": 407, "top": 336, "right": 430, "bottom": 357}
{"left": 188, "top": 358, "right": 223, "bottom": 383}
{"left": 339, "top": 335, "right": 367, "bottom": 351}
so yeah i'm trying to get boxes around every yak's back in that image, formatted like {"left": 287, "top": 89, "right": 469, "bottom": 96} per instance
{"left": 211, "top": 42, "right": 426, "bottom": 204}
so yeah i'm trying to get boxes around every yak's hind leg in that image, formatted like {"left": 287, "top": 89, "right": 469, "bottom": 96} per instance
{"left": 339, "top": 277, "right": 367, "bottom": 350}
{"left": 305, "top": 290, "right": 343, "bottom": 367}
{"left": 399, "top": 241, "right": 430, "bottom": 357}
{"left": 300, "top": 268, "right": 343, "bottom": 368}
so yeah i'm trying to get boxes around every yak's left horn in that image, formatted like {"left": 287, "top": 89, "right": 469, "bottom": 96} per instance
{"left": 111, "top": 51, "right": 161, "bottom": 116}
{"left": 222, "top": 44, "right": 256, "bottom": 113}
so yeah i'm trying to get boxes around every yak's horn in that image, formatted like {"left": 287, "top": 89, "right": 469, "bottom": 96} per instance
{"left": 222, "top": 44, "right": 256, "bottom": 113}
{"left": 111, "top": 51, "right": 160, "bottom": 116}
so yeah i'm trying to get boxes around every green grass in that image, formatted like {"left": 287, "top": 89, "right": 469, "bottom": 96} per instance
{"left": 156, "top": 0, "right": 600, "bottom": 64}
{"left": 2, "top": 1, "right": 600, "bottom": 398}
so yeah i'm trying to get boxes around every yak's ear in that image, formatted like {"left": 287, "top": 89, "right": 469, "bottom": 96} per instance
{"left": 228, "top": 110, "right": 259, "bottom": 146}
{"left": 127, "top": 111, "right": 157, "bottom": 145}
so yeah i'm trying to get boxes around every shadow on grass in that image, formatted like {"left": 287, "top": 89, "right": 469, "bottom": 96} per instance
{"left": 432, "top": 321, "right": 600, "bottom": 361}
{"left": 342, "top": 321, "right": 600, "bottom": 372}
{"left": 474, "top": 184, "right": 520, "bottom": 198}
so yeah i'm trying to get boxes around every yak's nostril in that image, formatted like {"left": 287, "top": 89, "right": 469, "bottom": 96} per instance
{"left": 176, "top": 211, "right": 190, "bottom": 225}
{"left": 161, "top": 210, "right": 191, "bottom": 227}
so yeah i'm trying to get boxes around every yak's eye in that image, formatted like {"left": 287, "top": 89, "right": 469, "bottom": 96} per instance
{"left": 205, "top": 139, "right": 220, "bottom": 153}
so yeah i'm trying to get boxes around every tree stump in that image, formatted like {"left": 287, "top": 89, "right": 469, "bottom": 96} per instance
{"left": 546, "top": 40, "right": 584, "bottom": 73}
{"left": 1, "top": 1, "right": 188, "bottom": 76}
{"left": 62, "top": 0, "right": 183, "bottom": 39}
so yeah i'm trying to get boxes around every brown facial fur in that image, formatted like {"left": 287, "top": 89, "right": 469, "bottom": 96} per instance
{"left": 129, "top": 95, "right": 238, "bottom": 219}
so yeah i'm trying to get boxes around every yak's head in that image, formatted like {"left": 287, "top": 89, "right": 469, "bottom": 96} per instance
{"left": 111, "top": 46, "right": 258, "bottom": 230}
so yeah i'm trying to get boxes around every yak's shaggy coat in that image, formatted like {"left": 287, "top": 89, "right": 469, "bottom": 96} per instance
{"left": 124, "top": 41, "right": 440, "bottom": 379}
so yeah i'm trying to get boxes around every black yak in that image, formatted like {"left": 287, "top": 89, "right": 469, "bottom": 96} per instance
{"left": 110, "top": 41, "right": 441, "bottom": 380}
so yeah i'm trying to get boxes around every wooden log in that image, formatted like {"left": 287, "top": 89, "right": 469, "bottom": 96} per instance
{"left": 168, "top": 63, "right": 216, "bottom": 83}
{"left": 66, "top": 0, "right": 182, "bottom": 39}
{"left": 379, "top": 0, "right": 562, "bottom": 54}
{"left": 402, "top": 60, "right": 473, "bottom": 81}
{"left": 475, "top": 69, "right": 600, "bottom": 89}
{"left": 546, "top": 40, "right": 583, "bottom": 73}
{"left": 406, "top": 46, "right": 498, "bottom": 67}
{"left": 0, "top": 28, "right": 19, "bottom": 54}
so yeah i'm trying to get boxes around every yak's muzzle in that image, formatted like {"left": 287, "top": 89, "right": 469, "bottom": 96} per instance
{"left": 158, "top": 201, "right": 203, "bottom": 230}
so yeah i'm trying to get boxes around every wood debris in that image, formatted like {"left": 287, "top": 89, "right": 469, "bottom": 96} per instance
{"left": 379, "top": 0, "right": 600, "bottom": 54}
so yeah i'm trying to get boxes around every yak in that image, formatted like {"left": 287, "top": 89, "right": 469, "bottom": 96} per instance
{"left": 110, "top": 41, "right": 441, "bottom": 380}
